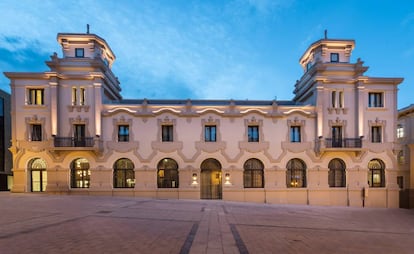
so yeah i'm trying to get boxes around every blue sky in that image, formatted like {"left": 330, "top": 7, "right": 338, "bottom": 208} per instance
{"left": 1, "top": 0, "right": 413, "bottom": 109}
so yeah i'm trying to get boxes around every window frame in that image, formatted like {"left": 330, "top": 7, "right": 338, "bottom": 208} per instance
{"left": 371, "top": 126, "right": 382, "bottom": 143}
{"left": 243, "top": 158, "right": 264, "bottom": 188}
{"left": 247, "top": 125, "right": 259, "bottom": 142}
{"left": 368, "top": 159, "right": 385, "bottom": 188}
{"left": 328, "top": 159, "right": 346, "bottom": 187}
{"left": 27, "top": 88, "right": 44, "bottom": 105}
{"left": 113, "top": 158, "right": 135, "bottom": 188}
{"left": 290, "top": 126, "right": 301, "bottom": 143}
{"left": 75, "top": 48, "right": 84, "bottom": 58}
{"left": 286, "top": 158, "right": 307, "bottom": 188}
{"left": 157, "top": 158, "right": 179, "bottom": 188}
{"left": 330, "top": 53, "right": 339, "bottom": 62}
{"left": 368, "top": 92, "right": 384, "bottom": 108}
{"left": 397, "top": 124, "right": 404, "bottom": 139}
{"left": 204, "top": 125, "right": 217, "bottom": 142}
{"left": 30, "top": 124, "right": 42, "bottom": 141}
{"left": 162, "top": 125, "right": 174, "bottom": 142}
{"left": 118, "top": 125, "right": 130, "bottom": 142}
{"left": 70, "top": 158, "right": 90, "bottom": 188}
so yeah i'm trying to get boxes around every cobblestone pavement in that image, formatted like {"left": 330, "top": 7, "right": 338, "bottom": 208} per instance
{"left": 0, "top": 193, "right": 413, "bottom": 254}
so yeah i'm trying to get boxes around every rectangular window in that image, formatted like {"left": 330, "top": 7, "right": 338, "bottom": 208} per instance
{"left": 72, "top": 87, "right": 77, "bottom": 105}
{"left": 162, "top": 125, "right": 173, "bottom": 142}
{"left": 397, "top": 176, "right": 404, "bottom": 189}
{"left": 306, "top": 62, "right": 312, "bottom": 71}
{"left": 118, "top": 125, "right": 129, "bottom": 142}
{"left": 75, "top": 48, "right": 84, "bottom": 58}
{"left": 338, "top": 91, "right": 344, "bottom": 108}
{"left": 27, "top": 88, "right": 44, "bottom": 105}
{"left": 290, "top": 126, "right": 301, "bottom": 142}
{"left": 330, "top": 53, "right": 339, "bottom": 62}
{"left": 74, "top": 124, "right": 86, "bottom": 147}
{"left": 205, "top": 125, "right": 216, "bottom": 142}
{"left": 368, "top": 92, "right": 383, "bottom": 107}
{"left": 371, "top": 126, "right": 382, "bottom": 143}
{"left": 397, "top": 124, "right": 404, "bottom": 138}
{"left": 80, "top": 88, "right": 86, "bottom": 105}
{"left": 31, "top": 124, "right": 42, "bottom": 141}
{"left": 248, "top": 126, "right": 259, "bottom": 142}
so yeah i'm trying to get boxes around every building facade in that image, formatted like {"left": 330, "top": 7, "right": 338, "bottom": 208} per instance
{"left": 0, "top": 89, "right": 12, "bottom": 190}
{"left": 397, "top": 105, "right": 414, "bottom": 208}
{"left": 4, "top": 33, "right": 403, "bottom": 207}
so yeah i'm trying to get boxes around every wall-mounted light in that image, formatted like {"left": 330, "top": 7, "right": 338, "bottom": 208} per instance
{"left": 191, "top": 173, "right": 198, "bottom": 185}
{"left": 224, "top": 173, "right": 231, "bottom": 185}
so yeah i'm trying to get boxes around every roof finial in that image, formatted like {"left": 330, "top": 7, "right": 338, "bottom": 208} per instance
{"left": 87, "top": 24, "right": 90, "bottom": 34}
{"left": 324, "top": 29, "right": 327, "bottom": 39}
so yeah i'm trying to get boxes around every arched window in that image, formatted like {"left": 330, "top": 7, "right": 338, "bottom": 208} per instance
{"left": 286, "top": 158, "right": 306, "bottom": 188}
{"left": 157, "top": 158, "right": 178, "bottom": 188}
{"left": 29, "top": 158, "right": 47, "bottom": 192}
{"left": 368, "top": 159, "right": 385, "bottom": 187}
{"left": 243, "top": 158, "right": 264, "bottom": 188}
{"left": 113, "top": 158, "right": 135, "bottom": 188}
{"left": 71, "top": 158, "right": 90, "bottom": 188}
{"left": 328, "top": 158, "right": 346, "bottom": 187}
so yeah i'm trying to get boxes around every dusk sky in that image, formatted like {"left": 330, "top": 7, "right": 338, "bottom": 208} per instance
{"left": 1, "top": 0, "right": 413, "bottom": 109}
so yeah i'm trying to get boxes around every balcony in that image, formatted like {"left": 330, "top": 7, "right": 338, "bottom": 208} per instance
{"left": 324, "top": 138, "right": 362, "bottom": 148}
{"left": 52, "top": 136, "right": 103, "bottom": 154}
{"left": 316, "top": 138, "right": 365, "bottom": 157}
{"left": 54, "top": 137, "right": 95, "bottom": 147}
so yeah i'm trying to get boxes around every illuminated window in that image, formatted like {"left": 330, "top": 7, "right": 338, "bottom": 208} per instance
{"left": 162, "top": 125, "right": 173, "bottom": 142}
{"left": 113, "top": 158, "right": 135, "bottom": 188}
{"left": 290, "top": 126, "right": 301, "bottom": 142}
{"left": 30, "top": 124, "right": 42, "bottom": 141}
{"left": 368, "top": 159, "right": 385, "bottom": 187}
{"left": 118, "top": 125, "right": 129, "bottom": 142}
{"left": 75, "top": 48, "right": 84, "bottom": 58}
{"left": 248, "top": 126, "right": 259, "bottom": 142}
{"left": 368, "top": 92, "right": 383, "bottom": 107}
{"left": 397, "top": 124, "right": 404, "bottom": 138}
{"left": 286, "top": 158, "right": 306, "bottom": 188}
{"left": 205, "top": 125, "right": 216, "bottom": 142}
{"left": 328, "top": 158, "right": 346, "bottom": 187}
{"left": 330, "top": 53, "right": 339, "bottom": 62}
{"left": 243, "top": 158, "right": 264, "bottom": 188}
{"left": 157, "top": 158, "right": 178, "bottom": 188}
{"left": 71, "top": 87, "right": 77, "bottom": 105}
{"left": 29, "top": 158, "right": 47, "bottom": 192}
{"left": 398, "top": 150, "right": 405, "bottom": 164}
{"left": 71, "top": 158, "right": 90, "bottom": 188}
{"left": 27, "top": 88, "right": 44, "bottom": 105}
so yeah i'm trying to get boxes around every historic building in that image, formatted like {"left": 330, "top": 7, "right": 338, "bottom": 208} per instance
{"left": 397, "top": 105, "right": 414, "bottom": 208}
{"left": 0, "top": 89, "right": 12, "bottom": 190}
{"left": 4, "top": 32, "right": 403, "bottom": 207}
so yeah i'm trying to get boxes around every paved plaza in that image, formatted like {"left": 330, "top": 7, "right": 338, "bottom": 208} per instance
{"left": 0, "top": 193, "right": 413, "bottom": 254}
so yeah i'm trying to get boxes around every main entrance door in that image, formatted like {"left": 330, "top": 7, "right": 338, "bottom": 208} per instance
{"left": 29, "top": 158, "right": 47, "bottom": 192}
{"left": 200, "top": 158, "right": 222, "bottom": 199}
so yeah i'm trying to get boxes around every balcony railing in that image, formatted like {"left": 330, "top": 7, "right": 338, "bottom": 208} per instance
{"left": 54, "top": 137, "right": 94, "bottom": 147}
{"left": 324, "top": 138, "right": 362, "bottom": 148}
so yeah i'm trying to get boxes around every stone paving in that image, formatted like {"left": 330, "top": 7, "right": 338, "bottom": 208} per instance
{"left": 0, "top": 193, "right": 413, "bottom": 254}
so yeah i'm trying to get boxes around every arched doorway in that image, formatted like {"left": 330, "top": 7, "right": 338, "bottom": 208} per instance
{"left": 200, "top": 158, "right": 222, "bottom": 199}
{"left": 29, "top": 158, "right": 47, "bottom": 192}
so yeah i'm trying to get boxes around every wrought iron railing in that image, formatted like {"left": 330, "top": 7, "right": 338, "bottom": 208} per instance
{"left": 324, "top": 138, "right": 362, "bottom": 148}
{"left": 54, "top": 137, "right": 94, "bottom": 147}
